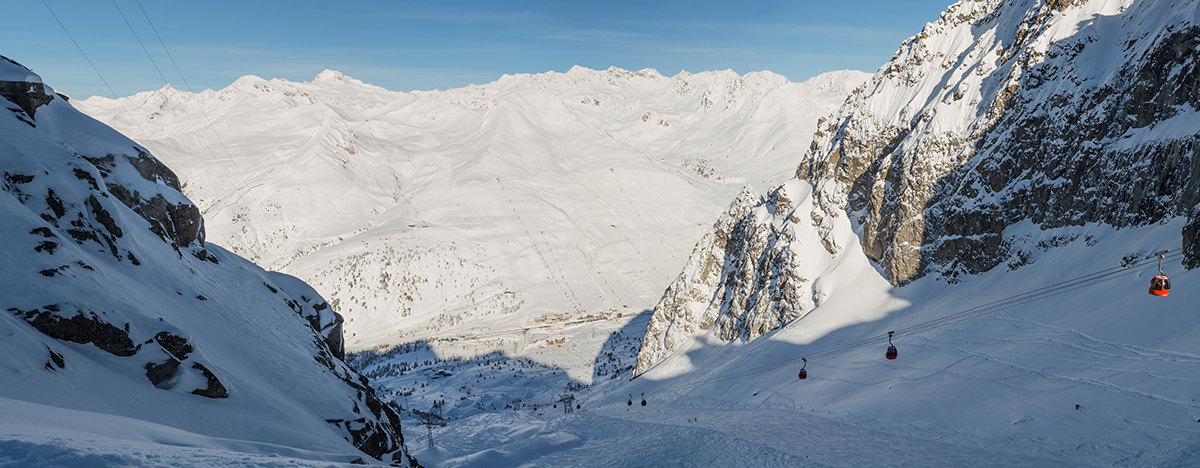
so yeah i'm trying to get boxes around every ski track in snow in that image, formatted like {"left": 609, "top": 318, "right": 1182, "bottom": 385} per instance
{"left": 424, "top": 406, "right": 1091, "bottom": 468}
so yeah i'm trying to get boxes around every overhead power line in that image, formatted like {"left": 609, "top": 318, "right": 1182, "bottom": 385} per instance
{"left": 109, "top": 0, "right": 275, "bottom": 248}
{"left": 40, "top": 0, "right": 162, "bottom": 158}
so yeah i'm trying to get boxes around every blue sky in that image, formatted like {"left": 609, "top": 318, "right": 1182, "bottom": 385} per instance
{"left": 5, "top": 0, "right": 956, "bottom": 98}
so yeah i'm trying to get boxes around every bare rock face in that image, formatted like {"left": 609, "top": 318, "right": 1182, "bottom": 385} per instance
{"left": 638, "top": 0, "right": 1200, "bottom": 375}
{"left": 92, "top": 149, "right": 205, "bottom": 249}
{"left": 10, "top": 304, "right": 139, "bottom": 357}
{"left": 636, "top": 181, "right": 844, "bottom": 375}
{"left": 800, "top": 0, "right": 1200, "bottom": 284}
{"left": 0, "top": 56, "right": 53, "bottom": 118}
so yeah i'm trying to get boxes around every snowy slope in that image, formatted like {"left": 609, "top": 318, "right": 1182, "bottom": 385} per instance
{"left": 0, "top": 56, "right": 415, "bottom": 466}
{"left": 618, "top": 220, "right": 1200, "bottom": 467}
{"left": 351, "top": 216, "right": 1200, "bottom": 466}
{"left": 619, "top": 0, "right": 1200, "bottom": 465}
{"left": 60, "top": 0, "right": 1200, "bottom": 464}
{"left": 72, "top": 67, "right": 870, "bottom": 352}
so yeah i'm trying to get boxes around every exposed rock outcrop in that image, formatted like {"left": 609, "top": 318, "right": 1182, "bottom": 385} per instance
{"left": 800, "top": 0, "right": 1200, "bottom": 284}
{"left": 638, "top": 0, "right": 1200, "bottom": 374}
{"left": 0, "top": 56, "right": 53, "bottom": 118}
{"left": 10, "top": 304, "right": 139, "bottom": 357}
{"left": 636, "top": 181, "right": 849, "bottom": 375}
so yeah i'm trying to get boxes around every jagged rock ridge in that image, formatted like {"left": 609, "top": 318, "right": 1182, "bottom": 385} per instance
{"left": 635, "top": 180, "right": 858, "bottom": 375}
{"left": 799, "top": 0, "right": 1200, "bottom": 284}
{"left": 637, "top": 0, "right": 1200, "bottom": 374}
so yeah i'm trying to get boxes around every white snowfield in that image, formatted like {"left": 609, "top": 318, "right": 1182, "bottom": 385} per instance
{"left": 44, "top": 0, "right": 1200, "bottom": 463}
{"left": 614, "top": 218, "right": 1200, "bottom": 467}
{"left": 0, "top": 398, "right": 371, "bottom": 468}
{"left": 73, "top": 66, "right": 870, "bottom": 352}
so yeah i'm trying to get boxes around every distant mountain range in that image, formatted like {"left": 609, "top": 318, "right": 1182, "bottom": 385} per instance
{"left": 74, "top": 66, "right": 870, "bottom": 351}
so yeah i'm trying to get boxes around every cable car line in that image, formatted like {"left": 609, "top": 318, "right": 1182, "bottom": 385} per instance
{"left": 111, "top": 0, "right": 273, "bottom": 245}
{"left": 584, "top": 249, "right": 1182, "bottom": 407}
{"left": 39, "top": 0, "right": 162, "bottom": 160}
{"left": 1150, "top": 250, "right": 1172, "bottom": 296}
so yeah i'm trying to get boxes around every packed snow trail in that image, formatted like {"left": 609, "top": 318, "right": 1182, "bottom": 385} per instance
{"left": 420, "top": 406, "right": 1090, "bottom": 467}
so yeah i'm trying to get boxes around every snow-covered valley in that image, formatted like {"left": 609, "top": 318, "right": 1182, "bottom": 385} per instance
{"left": 6, "top": 0, "right": 1200, "bottom": 465}
{"left": 73, "top": 66, "right": 869, "bottom": 354}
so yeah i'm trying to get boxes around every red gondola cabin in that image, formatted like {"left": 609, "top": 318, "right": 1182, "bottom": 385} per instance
{"left": 1149, "top": 275, "right": 1170, "bottom": 297}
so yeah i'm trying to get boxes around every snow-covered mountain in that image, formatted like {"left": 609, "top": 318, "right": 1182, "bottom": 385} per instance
{"left": 73, "top": 66, "right": 870, "bottom": 351}
{"left": 623, "top": 0, "right": 1200, "bottom": 464}
{"left": 799, "top": 0, "right": 1200, "bottom": 285}
{"left": 0, "top": 55, "right": 416, "bottom": 466}
{"left": 58, "top": 0, "right": 1200, "bottom": 463}
{"left": 640, "top": 0, "right": 1200, "bottom": 363}
{"left": 634, "top": 180, "right": 899, "bottom": 374}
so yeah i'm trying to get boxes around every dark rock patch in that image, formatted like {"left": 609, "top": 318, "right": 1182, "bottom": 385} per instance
{"left": 191, "top": 249, "right": 218, "bottom": 264}
{"left": 45, "top": 347, "right": 65, "bottom": 370}
{"left": 72, "top": 167, "right": 99, "bottom": 191}
{"left": 10, "top": 108, "right": 35, "bottom": 127}
{"left": 153, "top": 332, "right": 192, "bottom": 360}
{"left": 1184, "top": 208, "right": 1200, "bottom": 270}
{"left": 107, "top": 184, "right": 204, "bottom": 248}
{"left": 4, "top": 173, "right": 34, "bottom": 184}
{"left": 0, "top": 79, "right": 54, "bottom": 118}
{"left": 66, "top": 228, "right": 98, "bottom": 245}
{"left": 45, "top": 189, "right": 65, "bottom": 219}
{"left": 86, "top": 195, "right": 122, "bottom": 238}
{"left": 145, "top": 358, "right": 181, "bottom": 389}
{"left": 34, "top": 241, "right": 58, "bottom": 254}
{"left": 10, "top": 305, "right": 138, "bottom": 356}
{"left": 190, "top": 363, "right": 228, "bottom": 399}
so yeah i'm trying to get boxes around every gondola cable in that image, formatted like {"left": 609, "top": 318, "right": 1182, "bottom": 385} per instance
{"left": 39, "top": 0, "right": 162, "bottom": 160}
{"left": 111, "top": 0, "right": 274, "bottom": 244}
{"left": 585, "top": 249, "right": 1182, "bottom": 406}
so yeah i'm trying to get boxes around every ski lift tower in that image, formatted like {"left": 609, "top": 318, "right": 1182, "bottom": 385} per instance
{"left": 559, "top": 394, "right": 576, "bottom": 414}
{"left": 412, "top": 409, "right": 446, "bottom": 448}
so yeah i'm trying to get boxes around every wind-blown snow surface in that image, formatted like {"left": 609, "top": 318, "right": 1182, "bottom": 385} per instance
{"left": 73, "top": 67, "right": 869, "bottom": 351}
{"left": 0, "top": 57, "right": 412, "bottom": 466}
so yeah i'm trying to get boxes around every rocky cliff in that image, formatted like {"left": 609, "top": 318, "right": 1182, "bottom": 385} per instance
{"left": 638, "top": 0, "right": 1200, "bottom": 373}
{"left": 635, "top": 180, "right": 860, "bottom": 375}
{"left": 800, "top": 0, "right": 1200, "bottom": 284}
{"left": 0, "top": 55, "right": 414, "bottom": 466}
